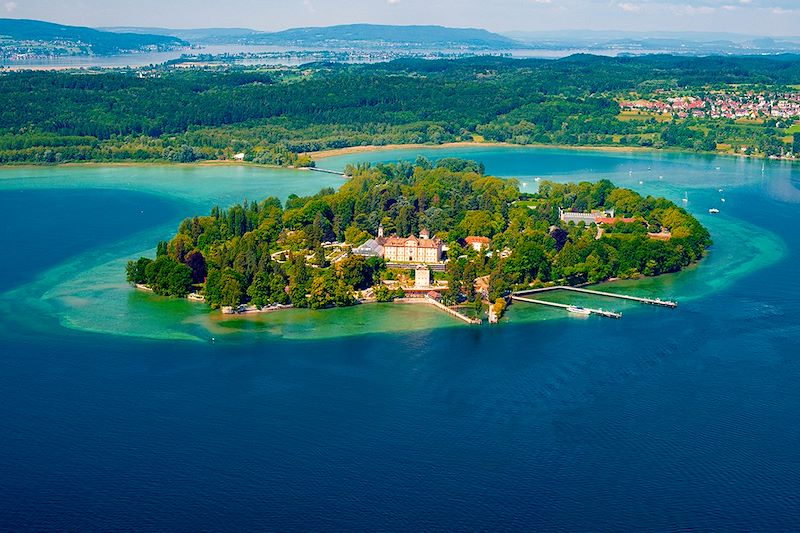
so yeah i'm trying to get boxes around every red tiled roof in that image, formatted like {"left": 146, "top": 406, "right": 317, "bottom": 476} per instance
{"left": 384, "top": 235, "right": 441, "bottom": 249}
{"left": 465, "top": 236, "right": 490, "bottom": 244}
{"left": 595, "top": 217, "right": 638, "bottom": 225}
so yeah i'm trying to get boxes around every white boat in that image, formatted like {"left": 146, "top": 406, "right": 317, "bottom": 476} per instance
{"left": 708, "top": 208, "right": 720, "bottom": 214}
{"left": 567, "top": 305, "right": 592, "bottom": 316}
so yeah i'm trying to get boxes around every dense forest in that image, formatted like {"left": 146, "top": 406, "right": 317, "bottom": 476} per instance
{"left": 126, "top": 159, "right": 711, "bottom": 312}
{"left": 2, "top": 54, "right": 800, "bottom": 164}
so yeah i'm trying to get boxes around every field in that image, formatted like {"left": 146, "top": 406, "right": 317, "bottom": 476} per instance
{"left": 617, "top": 110, "right": 672, "bottom": 123}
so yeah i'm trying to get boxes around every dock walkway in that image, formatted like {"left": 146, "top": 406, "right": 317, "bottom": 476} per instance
{"left": 513, "top": 285, "right": 677, "bottom": 308}
{"left": 510, "top": 295, "right": 621, "bottom": 319}
{"left": 395, "top": 297, "right": 482, "bottom": 325}
{"left": 307, "top": 167, "right": 347, "bottom": 177}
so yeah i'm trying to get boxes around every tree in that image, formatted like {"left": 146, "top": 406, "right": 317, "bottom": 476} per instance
{"left": 308, "top": 273, "right": 335, "bottom": 309}
{"left": 184, "top": 250, "right": 207, "bottom": 284}
{"left": 141, "top": 256, "right": 192, "bottom": 297}
{"left": 793, "top": 132, "right": 800, "bottom": 155}
{"left": 156, "top": 240, "right": 168, "bottom": 258}
{"left": 247, "top": 272, "right": 271, "bottom": 308}
{"left": 374, "top": 284, "right": 392, "bottom": 302}
{"left": 204, "top": 268, "right": 223, "bottom": 308}
{"left": 166, "top": 262, "right": 193, "bottom": 297}
{"left": 219, "top": 269, "right": 244, "bottom": 307}
{"left": 125, "top": 257, "right": 152, "bottom": 285}
{"left": 337, "top": 254, "right": 371, "bottom": 290}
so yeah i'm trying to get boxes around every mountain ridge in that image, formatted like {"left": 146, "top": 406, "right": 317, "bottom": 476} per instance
{"left": 0, "top": 18, "right": 188, "bottom": 55}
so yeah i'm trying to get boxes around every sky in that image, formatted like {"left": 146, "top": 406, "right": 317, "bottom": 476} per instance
{"left": 2, "top": 0, "right": 799, "bottom": 36}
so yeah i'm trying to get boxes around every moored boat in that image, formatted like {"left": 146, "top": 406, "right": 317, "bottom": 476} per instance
{"left": 567, "top": 305, "right": 592, "bottom": 315}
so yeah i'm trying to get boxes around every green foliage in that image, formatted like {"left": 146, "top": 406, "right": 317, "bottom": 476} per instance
{"left": 130, "top": 255, "right": 193, "bottom": 298}
{"left": 125, "top": 257, "right": 152, "bottom": 285}
{"left": 3, "top": 56, "right": 799, "bottom": 164}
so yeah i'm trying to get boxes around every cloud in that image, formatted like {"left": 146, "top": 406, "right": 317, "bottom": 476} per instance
{"left": 4, "top": 1, "right": 17, "bottom": 12}
{"left": 671, "top": 4, "right": 716, "bottom": 15}
{"left": 618, "top": 2, "right": 642, "bottom": 12}
{"left": 388, "top": 0, "right": 400, "bottom": 4}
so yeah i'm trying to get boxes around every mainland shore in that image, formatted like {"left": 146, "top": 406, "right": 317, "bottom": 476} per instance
{"left": 1, "top": 141, "right": 795, "bottom": 170}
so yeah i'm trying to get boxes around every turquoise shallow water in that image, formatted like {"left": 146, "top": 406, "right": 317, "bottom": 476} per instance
{"left": 0, "top": 150, "right": 789, "bottom": 340}
{"left": 1, "top": 149, "right": 799, "bottom": 530}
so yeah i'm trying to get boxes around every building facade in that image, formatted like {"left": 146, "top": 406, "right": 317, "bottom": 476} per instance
{"left": 383, "top": 229, "right": 443, "bottom": 264}
{"left": 559, "top": 207, "right": 615, "bottom": 225}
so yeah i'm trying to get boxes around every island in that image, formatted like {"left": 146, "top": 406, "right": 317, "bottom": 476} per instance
{"left": 126, "top": 158, "right": 711, "bottom": 322}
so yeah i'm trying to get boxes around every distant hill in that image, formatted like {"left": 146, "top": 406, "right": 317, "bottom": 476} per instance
{"left": 105, "top": 24, "right": 522, "bottom": 49}
{"left": 101, "top": 27, "right": 255, "bottom": 44}
{"left": 0, "top": 19, "right": 187, "bottom": 55}
{"left": 503, "top": 29, "right": 800, "bottom": 55}
{"left": 251, "top": 24, "right": 520, "bottom": 48}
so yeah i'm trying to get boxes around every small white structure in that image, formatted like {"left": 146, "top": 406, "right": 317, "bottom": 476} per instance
{"left": 233, "top": 153, "right": 246, "bottom": 161}
{"left": 414, "top": 265, "right": 431, "bottom": 288}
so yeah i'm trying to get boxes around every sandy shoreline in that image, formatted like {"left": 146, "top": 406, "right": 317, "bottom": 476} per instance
{"left": 304, "top": 141, "right": 679, "bottom": 160}
{"left": 1, "top": 142, "right": 795, "bottom": 170}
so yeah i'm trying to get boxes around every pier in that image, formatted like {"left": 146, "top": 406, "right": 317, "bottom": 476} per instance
{"left": 307, "top": 167, "right": 347, "bottom": 177}
{"left": 513, "top": 285, "right": 677, "bottom": 308}
{"left": 395, "top": 296, "right": 482, "bottom": 325}
{"left": 511, "top": 295, "right": 622, "bottom": 319}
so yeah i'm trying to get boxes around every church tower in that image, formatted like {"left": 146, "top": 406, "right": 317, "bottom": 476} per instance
{"left": 378, "top": 224, "right": 384, "bottom": 238}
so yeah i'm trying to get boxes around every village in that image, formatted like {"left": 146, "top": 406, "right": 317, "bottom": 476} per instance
{"left": 619, "top": 90, "right": 800, "bottom": 120}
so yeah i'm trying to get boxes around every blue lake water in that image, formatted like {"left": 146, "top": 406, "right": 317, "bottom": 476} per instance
{"left": 1, "top": 149, "right": 799, "bottom": 530}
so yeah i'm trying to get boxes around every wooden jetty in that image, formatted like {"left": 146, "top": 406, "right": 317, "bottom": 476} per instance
{"left": 395, "top": 297, "right": 482, "bottom": 325}
{"left": 307, "top": 167, "right": 347, "bottom": 177}
{"left": 513, "top": 285, "right": 677, "bottom": 308}
{"left": 511, "top": 295, "right": 621, "bottom": 319}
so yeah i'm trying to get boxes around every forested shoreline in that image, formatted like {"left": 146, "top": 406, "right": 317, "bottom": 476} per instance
{"left": 3, "top": 54, "right": 800, "bottom": 165}
{"left": 126, "top": 159, "right": 711, "bottom": 312}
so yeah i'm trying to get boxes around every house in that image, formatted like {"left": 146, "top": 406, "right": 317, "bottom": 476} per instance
{"left": 465, "top": 236, "right": 490, "bottom": 252}
{"left": 383, "top": 228, "right": 443, "bottom": 264}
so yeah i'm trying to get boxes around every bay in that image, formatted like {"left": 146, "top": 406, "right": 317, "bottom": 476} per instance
{"left": 1, "top": 147, "right": 799, "bottom": 530}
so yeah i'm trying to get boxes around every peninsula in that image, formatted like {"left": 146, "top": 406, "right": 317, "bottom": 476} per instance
{"left": 126, "top": 158, "right": 711, "bottom": 321}
{"left": 2, "top": 54, "right": 800, "bottom": 166}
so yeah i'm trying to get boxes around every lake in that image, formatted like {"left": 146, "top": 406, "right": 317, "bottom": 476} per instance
{"left": 1, "top": 147, "right": 799, "bottom": 530}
